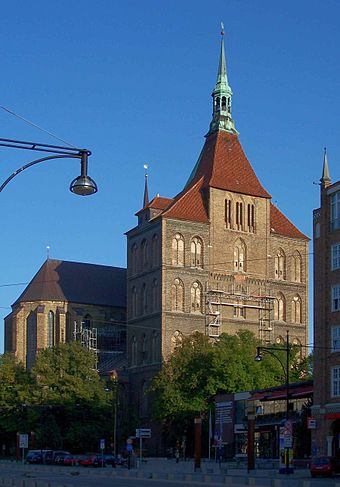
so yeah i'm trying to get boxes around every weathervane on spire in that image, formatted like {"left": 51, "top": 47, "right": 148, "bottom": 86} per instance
{"left": 221, "top": 22, "right": 224, "bottom": 36}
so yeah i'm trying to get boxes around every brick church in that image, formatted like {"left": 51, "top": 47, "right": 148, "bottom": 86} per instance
{"left": 4, "top": 32, "right": 309, "bottom": 426}
{"left": 126, "top": 31, "right": 309, "bottom": 419}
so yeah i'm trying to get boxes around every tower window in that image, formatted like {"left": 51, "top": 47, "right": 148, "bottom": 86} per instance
{"left": 172, "top": 233, "right": 185, "bottom": 266}
{"left": 222, "top": 96, "right": 227, "bottom": 111}
{"left": 191, "top": 237, "right": 203, "bottom": 267}
{"left": 247, "top": 204, "right": 255, "bottom": 232}
{"left": 225, "top": 199, "right": 232, "bottom": 228}
{"left": 236, "top": 202, "right": 243, "bottom": 230}
{"left": 215, "top": 97, "right": 220, "bottom": 112}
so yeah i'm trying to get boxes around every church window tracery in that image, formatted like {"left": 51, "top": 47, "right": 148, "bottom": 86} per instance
{"left": 191, "top": 237, "right": 203, "bottom": 267}
{"left": 190, "top": 281, "right": 202, "bottom": 313}
{"left": 171, "top": 278, "right": 184, "bottom": 312}
{"left": 172, "top": 233, "right": 184, "bottom": 266}
{"left": 275, "top": 249, "right": 286, "bottom": 280}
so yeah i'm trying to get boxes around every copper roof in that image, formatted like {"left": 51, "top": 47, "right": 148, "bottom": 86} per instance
{"left": 270, "top": 203, "right": 309, "bottom": 241}
{"left": 14, "top": 259, "right": 126, "bottom": 308}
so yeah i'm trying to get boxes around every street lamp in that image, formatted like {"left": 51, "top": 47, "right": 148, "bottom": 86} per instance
{"left": 255, "top": 330, "right": 292, "bottom": 475}
{"left": 0, "top": 137, "right": 97, "bottom": 195}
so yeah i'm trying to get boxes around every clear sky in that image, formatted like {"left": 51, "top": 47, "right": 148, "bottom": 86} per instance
{"left": 0, "top": 0, "right": 339, "bottom": 353}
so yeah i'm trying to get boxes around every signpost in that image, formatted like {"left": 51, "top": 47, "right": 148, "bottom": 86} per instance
{"left": 136, "top": 429, "right": 151, "bottom": 468}
{"left": 100, "top": 439, "right": 105, "bottom": 467}
{"left": 19, "top": 434, "right": 28, "bottom": 464}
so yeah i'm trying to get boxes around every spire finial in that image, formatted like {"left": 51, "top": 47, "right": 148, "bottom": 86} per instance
{"left": 320, "top": 147, "right": 331, "bottom": 187}
{"left": 207, "top": 23, "right": 238, "bottom": 136}
{"left": 143, "top": 164, "right": 149, "bottom": 208}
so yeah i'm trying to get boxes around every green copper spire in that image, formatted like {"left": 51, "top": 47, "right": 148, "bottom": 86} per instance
{"left": 208, "top": 23, "right": 238, "bottom": 135}
{"left": 320, "top": 147, "right": 331, "bottom": 187}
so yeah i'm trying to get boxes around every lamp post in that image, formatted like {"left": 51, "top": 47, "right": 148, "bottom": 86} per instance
{"left": 109, "top": 370, "right": 119, "bottom": 458}
{"left": 255, "top": 330, "right": 291, "bottom": 475}
{"left": 0, "top": 137, "right": 97, "bottom": 195}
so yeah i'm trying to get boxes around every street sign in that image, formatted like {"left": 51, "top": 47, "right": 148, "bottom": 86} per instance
{"left": 127, "top": 444, "right": 133, "bottom": 452}
{"left": 19, "top": 434, "right": 28, "bottom": 449}
{"left": 126, "top": 438, "right": 133, "bottom": 445}
{"left": 307, "top": 417, "right": 316, "bottom": 429}
{"left": 136, "top": 428, "right": 151, "bottom": 438}
{"left": 100, "top": 439, "right": 105, "bottom": 450}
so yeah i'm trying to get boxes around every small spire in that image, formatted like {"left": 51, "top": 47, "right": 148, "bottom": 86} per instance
{"left": 143, "top": 164, "right": 149, "bottom": 207}
{"left": 208, "top": 23, "right": 238, "bottom": 135}
{"left": 320, "top": 147, "right": 331, "bottom": 187}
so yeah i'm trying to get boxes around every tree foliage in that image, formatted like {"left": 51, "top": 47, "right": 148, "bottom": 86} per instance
{"left": 150, "top": 330, "right": 310, "bottom": 426}
{"left": 0, "top": 343, "right": 113, "bottom": 453}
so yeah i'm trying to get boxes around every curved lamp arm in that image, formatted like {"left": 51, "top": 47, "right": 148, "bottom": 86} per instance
{"left": 0, "top": 138, "right": 97, "bottom": 196}
{"left": 255, "top": 347, "right": 287, "bottom": 381}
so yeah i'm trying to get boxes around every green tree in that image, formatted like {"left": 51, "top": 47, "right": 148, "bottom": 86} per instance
{"left": 30, "top": 342, "right": 112, "bottom": 451}
{"left": 0, "top": 353, "right": 33, "bottom": 435}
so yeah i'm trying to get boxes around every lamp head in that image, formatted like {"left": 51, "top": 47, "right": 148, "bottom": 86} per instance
{"left": 70, "top": 174, "right": 98, "bottom": 196}
{"left": 255, "top": 347, "right": 263, "bottom": 362}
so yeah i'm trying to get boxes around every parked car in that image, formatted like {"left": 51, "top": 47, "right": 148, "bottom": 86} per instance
{"left": 79, "top": 454, "right": 97, "bottom": 467}
{"left": 79, "top": 454, "right": 115, "bottom": 468}
{"left": 44, "top": 450, "right": 70, "bottom": 465}
{"left": 63, "top": 454, "right": 86, "bottom": 466}
{"left": 310, "top": 456, "right": 340, "bottom": 477}
{"left": 25, "top": 450, "right": 43, "bottom": 464}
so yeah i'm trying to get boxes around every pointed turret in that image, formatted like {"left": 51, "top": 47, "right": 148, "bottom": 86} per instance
{"left": 320, "top": 147, "right": 331, "bottom": 188}
{"left": 143, "top": 164, "right": 149, "bottom": 208}
{"left": 208, "top": 23, "right": 238, "bottom": 135}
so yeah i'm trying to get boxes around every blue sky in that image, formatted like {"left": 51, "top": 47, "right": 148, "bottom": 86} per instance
{"left": 0, "top": 0, "right": 339, "bottom": 352}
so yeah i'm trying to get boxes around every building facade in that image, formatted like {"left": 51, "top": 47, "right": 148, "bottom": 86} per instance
{"left": 126, "top": 33, "right": 309, "bottom": 421}
{"left": 4, "top": 259, "right": 127, "bottom": 372}
{"left": 312, "top": 151, "right": 340, "bottom": 455}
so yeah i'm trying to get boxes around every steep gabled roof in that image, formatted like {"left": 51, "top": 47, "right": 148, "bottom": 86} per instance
{"left": 187, "top": 131, "right": 271, "bottom": 198}
{"left": 270, "top": 203, "right": 309, "bottom": 241}
{"left": 136, "top": 196, "right": 173, "bottom": 215}
{"left": 14, "top": 259, "right": 126, "bottom": 308}
{"left": 162, "top": 177, "right": 209, "bottom": 223}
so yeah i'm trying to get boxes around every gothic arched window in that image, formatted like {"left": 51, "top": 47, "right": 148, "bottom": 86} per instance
{"left": 151, "top": 279, "right": 158, "bottom": 313}
{"left": 131, "top": 337, "right": 137, "bottom": 366}
{"left": 131, "top": 287, "right": 137, "bottom": 318}
{"left": 172, "top": 233, "right": 184, "bottom": 266}
{"left": 275, "top": 249, "right": 286, "bottom": 280}
{"left": 47, "top": 311, "right": 55, "bottom": 347}
{"left": 151, "top": 331, "right": 158, "bottom": 363}
{"left": 191, "top": 281, "right": 202, "bottom": 313}
{"left": 142, "top": 283, "right": 148, "bottom": 315}
{"left": 292, "top": 252, "right": 302, "bottom": 282}
{"left": 131, "top": 243, "right": 138, "bottom": 274}
{"left": 234, "top": 239, "right": 246, "bottom": 272}
{"left": 274, "top": 294, "right": 285, "bottom": 321}
{"left": 292, "top": 295, "right": 302, "bottom": 323}
{"left": 191, "top": 236, "right": 203, "bottom": 268}
{"left": 141, "top": 239, "right": 148, "bottom": 269}
{"left": 171, "top": 278, "right": 184, "bottom": 312}
{"left": 141, "top": 334, "right": 147, "bottom": 364}
{"left": 152, "top": 234, "right": 159, "bottom": 267}
{"left": 171, "top": 330, "right": 183, "bottom": 353}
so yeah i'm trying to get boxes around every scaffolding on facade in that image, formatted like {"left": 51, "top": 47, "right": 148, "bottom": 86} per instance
{"left": 205, "top": 283, "right": 275, "bottom": 343}
{"left": 73, "top": 320, "right": 99, "bottom": 369}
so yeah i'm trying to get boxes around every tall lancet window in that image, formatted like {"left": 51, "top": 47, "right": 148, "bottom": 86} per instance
{"left": 47, "top": 311, "right": 55, "bottom": 347}
{"left": 274, "top": 249, "right": 286, "bottom": 280}
{"left": 191, "top": 281, "right": 202, "bottom": 313}
{"left": 172, "top": 233, "right": 184, "bottom": 266}
{"left": 191, "top": 237, "right": 203, "bottom": 268}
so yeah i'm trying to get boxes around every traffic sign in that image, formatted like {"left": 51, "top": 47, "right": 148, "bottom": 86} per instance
{"left": 136, "top": 428, "right": 151, "bottom": 438}
{"left": 126, "top": 438, "right": 133, "bottom": 445}
{"left": 308, "top": 417, "right": 316, "bottom": 429}
{"left": 127, "top": 444, "right": 133, "bottom": 452}
{"left": 100, "top": 439, "right": 105, "bottom": 450}
{"left": 19, "top": 434, "right": 28, "bottom": 449}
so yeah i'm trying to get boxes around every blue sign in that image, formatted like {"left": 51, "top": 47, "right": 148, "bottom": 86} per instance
{"left": 127, "top": 444, "right": 133, "bottom": 452}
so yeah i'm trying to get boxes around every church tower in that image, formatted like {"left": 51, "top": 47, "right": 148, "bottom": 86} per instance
{"left": 126, "top": 30, "right": 309, "bottom": 425}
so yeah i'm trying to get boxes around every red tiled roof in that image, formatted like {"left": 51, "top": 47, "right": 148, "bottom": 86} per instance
{"left": 190, "top": 131, "right": 271, "bottom": 198}
{"left": 136, "top": 196, "right": 173, "bottom": 215}
{"left": 160, "top": 131, "right": 271, "bottom": 223}
{"left": 161, "top": 177, "right": 209, "bottom": 223}
{"left": 148, "top": 196, "right": 173, "bottom": 210}
{"left": 270, "top": 203, "right": 309, "bottom": 241}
